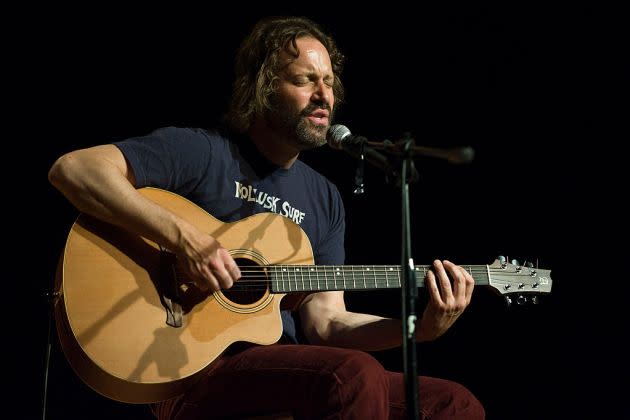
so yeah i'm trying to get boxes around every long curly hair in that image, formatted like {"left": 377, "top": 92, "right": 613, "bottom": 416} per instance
{"left": 225, "top": 16, "right": 345, "bottom": 134}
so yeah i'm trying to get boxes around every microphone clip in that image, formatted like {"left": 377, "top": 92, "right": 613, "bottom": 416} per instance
{"left": 384, "top": 133, "right": 420, "bottom": 188}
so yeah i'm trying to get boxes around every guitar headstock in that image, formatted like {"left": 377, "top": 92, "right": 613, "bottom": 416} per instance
{"left": 487, "top": 256, "right": 552, "bottom": 306}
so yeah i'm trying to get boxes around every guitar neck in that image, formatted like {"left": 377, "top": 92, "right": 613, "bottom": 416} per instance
{"left": 269, "top": 265, "right": 491, "bottom": 293}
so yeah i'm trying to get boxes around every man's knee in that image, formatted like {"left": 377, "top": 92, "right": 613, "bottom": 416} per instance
{"left": 334, "top": 350, "right": 387, "bottom": 385}
{"left": 293, "top": 350, "right": 389, "bottom": 419}
{"left": 332, "top": 350, "right": 389, "bottom": 408}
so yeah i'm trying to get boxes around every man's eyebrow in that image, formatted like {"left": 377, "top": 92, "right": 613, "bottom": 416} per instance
{"left": 287, "top": 68, "right": 334, "bottom": 79}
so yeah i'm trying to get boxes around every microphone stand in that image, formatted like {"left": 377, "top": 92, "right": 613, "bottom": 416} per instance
{"left": 396, "top": 133, "right": 420, "bottom": 420}
{"left": 349, "top": 133, "right": 421, "bottom": 419}
{"left": 343, "top": 131, "right": 472, "bottom": 419}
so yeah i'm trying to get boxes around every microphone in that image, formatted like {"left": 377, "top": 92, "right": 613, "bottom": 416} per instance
{"left": 326, "top": 124, "right": 390, "bottom": 173}
{"left": 327, "top": 124, "right": 474, "bottom": 165}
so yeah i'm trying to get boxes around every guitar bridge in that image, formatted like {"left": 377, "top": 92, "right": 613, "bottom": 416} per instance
{"left": 159, "top": 246, "right": 183, "bottom": 328}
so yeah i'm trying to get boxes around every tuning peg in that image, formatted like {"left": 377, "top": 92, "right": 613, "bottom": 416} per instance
{"left": 531, "top": 295, "right": 539, "bottom": 305}
{"left": 498, "top": 255, "right": 506, "bottom": 264}
{"left": 504, "top": 296, "right": 512, "bottom": 306}
{"left": 525, "top": 262, "right": 534, "bottom": 268}
{"left": 516, "top": 295, "right": 527, "bottom": 305}
{"left": 511, "top": 259, "right": 520, "bottom": 266}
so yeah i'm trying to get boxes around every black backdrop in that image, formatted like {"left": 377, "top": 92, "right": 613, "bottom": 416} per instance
{"left": 14, "top": 5, "right": 625, "bottom": 419}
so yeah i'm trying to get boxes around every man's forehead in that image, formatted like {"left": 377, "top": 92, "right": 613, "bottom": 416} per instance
{"left": 280, "top": 43, "right": 332, "bottom": 72}
{"left": 280, "top": 38, "right": 329, "bottom": 59}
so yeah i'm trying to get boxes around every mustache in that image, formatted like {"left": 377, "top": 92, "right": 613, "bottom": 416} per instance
{"left": 300, "top": 103, "right": 332, "bottom": 116}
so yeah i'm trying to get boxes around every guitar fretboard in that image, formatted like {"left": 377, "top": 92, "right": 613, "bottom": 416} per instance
{"left": 269, "top": 265, "right": 490, "bottom": 293}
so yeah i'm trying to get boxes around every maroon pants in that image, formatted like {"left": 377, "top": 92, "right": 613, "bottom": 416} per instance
{"left": 152, "top": 344, "right": 484, "bottom": 419}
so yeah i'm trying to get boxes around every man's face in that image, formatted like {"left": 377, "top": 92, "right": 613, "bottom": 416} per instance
{"left": 267, "top": 36, "right": 335, "bottom": 150}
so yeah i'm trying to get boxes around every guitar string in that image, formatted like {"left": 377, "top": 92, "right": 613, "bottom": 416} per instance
{"left": 210, "top": 285, "right": 546, "bottom": 292}
{"left": 177, "top": 268, "right": 539, "bottom": 276}
{"left": 179, "top": 267, "right": 539, "bottom": 274}
{"left": 177, "top": 271, "right": 545, "bottom": 291}
{"left": 173, "top": 266, "right": 546, "bottom": 291}
{"left": 176, "top": 270, "right": 542, "bottom": 281}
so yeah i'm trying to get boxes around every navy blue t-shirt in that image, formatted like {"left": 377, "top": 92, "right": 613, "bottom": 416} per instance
{"left": 115, "top": 126, "right": 345, "bottom": 343}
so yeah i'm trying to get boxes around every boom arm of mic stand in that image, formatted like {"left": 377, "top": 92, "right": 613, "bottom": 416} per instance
{"left": 367, "top": 141, "right": 475, "bottom": 165}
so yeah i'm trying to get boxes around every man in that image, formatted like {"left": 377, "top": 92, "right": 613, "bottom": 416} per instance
{"left": 49, "top": 16, "right": 484, "bottom": 419}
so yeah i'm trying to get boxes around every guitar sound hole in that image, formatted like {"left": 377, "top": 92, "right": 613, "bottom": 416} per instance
{"left": 221, "top": 258, "right": 269, "bottom": 305}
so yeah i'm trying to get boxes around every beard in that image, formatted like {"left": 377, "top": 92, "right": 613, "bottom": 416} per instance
{"left": 267, "top": 100, "right": 333, "bottom": 150}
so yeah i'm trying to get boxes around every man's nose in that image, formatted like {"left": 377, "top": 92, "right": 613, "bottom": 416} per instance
{"left": 312, "top": 80, "right": 332, "bottom": 106}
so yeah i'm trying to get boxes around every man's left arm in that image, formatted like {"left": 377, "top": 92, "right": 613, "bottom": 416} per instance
{"left": 298, "top": 260, "right": 474, "bottom": 350}
{"left": 299, "top": 290, "right": 405, "bottom": 351}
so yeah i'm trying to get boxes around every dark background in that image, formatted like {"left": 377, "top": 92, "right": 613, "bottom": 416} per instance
{"left": 13, "top": 4, "right": 626, "bottom": 419}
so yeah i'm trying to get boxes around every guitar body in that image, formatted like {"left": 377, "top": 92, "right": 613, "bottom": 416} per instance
{"left": 54, "top": 188, "right": 314, "bottom": 403}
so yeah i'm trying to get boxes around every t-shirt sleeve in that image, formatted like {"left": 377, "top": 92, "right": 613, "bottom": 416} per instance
{"left": 114, "top": 126, "right": 212, "bottom": 195}
{"left": 314, "top": 183, "right": 345, "bottom": 266}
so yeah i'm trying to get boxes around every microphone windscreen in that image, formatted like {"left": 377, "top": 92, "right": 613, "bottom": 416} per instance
{"left": 326, "top": 124, "right": 351, "bottom": 149}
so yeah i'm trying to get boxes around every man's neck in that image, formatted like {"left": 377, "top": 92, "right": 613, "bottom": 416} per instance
{"left": 248, "top": 120, "right": 299, "bottom": 169}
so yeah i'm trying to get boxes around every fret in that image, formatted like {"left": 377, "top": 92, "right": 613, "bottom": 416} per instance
{"left": 275, "top": 267, "right": 287, "bottom": 292}
{"left": 293, "top": 266, "right": 298, "bottom": 292}
{"left": 373, "top": 265, "right": 377, "bottom": 289}
{"left": 309, "top": 267, "right": 314, "bottom": 291}
{"left": 274, "top": 266, "right": 279, "bottom": 292}
{"left": 413, "top": 266, "right": 425, "bottom": 288}
{"left": 284, "top": 266, "right": 290, "bottom": 292}
{"left": 416, "top": 265, "right": 427, "bottom": 284}
{"left": 363, "top": 267, "right": 368, "bottom": 290}
{"left": 352, "top": 266, "right": 356, "bottom": 290}
{"left": 342, "top": 266, "right": 347, "bottom": 290}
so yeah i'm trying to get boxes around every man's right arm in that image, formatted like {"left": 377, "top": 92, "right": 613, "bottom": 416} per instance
{"left": 48, "top": 144, "right": 240, "bottom": 291}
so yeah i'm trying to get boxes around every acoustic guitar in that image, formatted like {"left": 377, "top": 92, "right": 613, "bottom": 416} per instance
{"left": 54, "top": 187, "right": 552, "bottom": 404}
